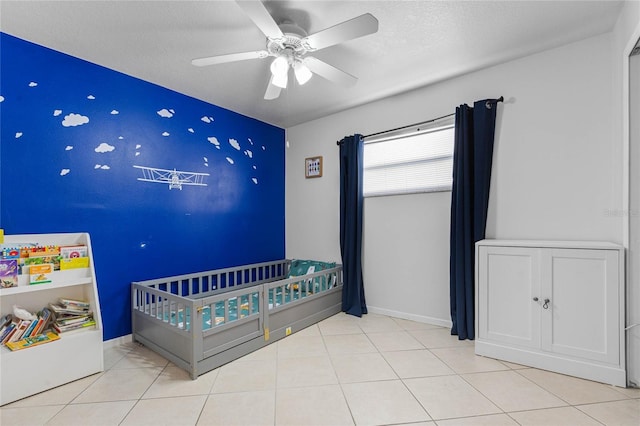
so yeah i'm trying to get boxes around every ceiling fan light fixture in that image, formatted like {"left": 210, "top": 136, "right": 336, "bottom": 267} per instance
{"left": 272, "top": 70, "right": 288, "bottom": 89}
{"left": 293, "top": 61, "right": 312, "bottom": 85}
{"left": 270, "top": 56, "right": 289, "bottom": 77}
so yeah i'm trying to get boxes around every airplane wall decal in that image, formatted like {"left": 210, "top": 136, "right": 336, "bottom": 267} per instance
{"left": 133, "top": 165, "right": 209, "bottom": 190}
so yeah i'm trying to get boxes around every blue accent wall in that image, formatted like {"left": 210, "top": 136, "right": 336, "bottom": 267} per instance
{"left": 0, "top": 33, "right": 286, "bottom": 340}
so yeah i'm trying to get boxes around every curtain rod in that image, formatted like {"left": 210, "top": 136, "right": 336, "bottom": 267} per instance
{"left": 336, "top": 96, "right": 503, "bottom": 145}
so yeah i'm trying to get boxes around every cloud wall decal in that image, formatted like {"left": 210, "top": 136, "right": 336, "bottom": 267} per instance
{"left": 95, "top": 142, "right": 115, "bottom": 153}
{"left": 62, "top": 113, "right": 89, "bottom": 127}
{"left": 229, "top": 138, "right": 240, "bottom": 150}
{"left": 157, "top": 108, "right": 173, "bottom": 118}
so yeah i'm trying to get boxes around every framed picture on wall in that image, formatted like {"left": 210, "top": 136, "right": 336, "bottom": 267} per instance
{"left": 305, "top": 156, "right": 323, "bottom": 178}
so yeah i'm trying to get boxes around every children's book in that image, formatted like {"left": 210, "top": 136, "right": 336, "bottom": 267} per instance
{"left": 31, "top": 308, "right": 51, "bottom": 336}
{"left": 0, "top": 259, "right": 18, "bottom": 288}
{"left": 1, "top": 323, "right": 18, "bottom": 344}
{"left": 23, "top": 254, "right": 61, "bottom": 272}
{"left": 0, "top": 314, "right": 12, "bottom": 327}
{"left": 8, "top": 320, "right": 31, "bottom": 342}
{"left": 27, "top": 246, "right": 59, "bottom": 257}
{"left": 53, "top": 318, "right": 96, "bottom": 333}
{"left": 60, "top": 245, "right": 88, "bottom": 259}
{"left": 0, "top": 243, "right": 37, "bottom": 259}
{"left": 29, "top": 263, "right": 54, "bottom": 285}
{"left": 56, "top": 315, "right": 91, "bottom": 326}
{"left": 21, "top": 319, "right": 39, "bottom": 339}
{"left": 60, "top": 257, "right": 89, "bottom": 270}
{"left": 0, "top": 322, "right": 17, "bottom": 343}
{"left": 5, "top": 331, "right": 60, "bottom": 351}
{"left": 48, "top": 302, "right": 89, "bottom": 315}
{"left": 59, "top": 298, "right": 91, "bottom": 309}
{"left": 0, "top": 315, "right": 12, "bottom": 333}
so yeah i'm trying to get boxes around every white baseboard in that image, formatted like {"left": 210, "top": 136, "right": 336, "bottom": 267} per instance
{"left": 103, "top": 334, "right": 133, "bottom": 350}
{"left": 367, "top": 306, "right": 452, "bottom": 328}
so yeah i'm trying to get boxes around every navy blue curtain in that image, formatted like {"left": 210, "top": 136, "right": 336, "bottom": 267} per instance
{"left": 450, "top": 98, "right": 500, "bottom": 340}
{"left": 339, "top": 134, "right": 367, "bottom": 317}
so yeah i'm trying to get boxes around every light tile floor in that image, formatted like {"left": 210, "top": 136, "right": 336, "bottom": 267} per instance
{"left": 1, "top": 313, "right": 639, "bottom": 425}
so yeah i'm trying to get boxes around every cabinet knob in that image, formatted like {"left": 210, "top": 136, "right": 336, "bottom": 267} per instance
{"left": 543, "top": 298, "right": 550, "bottom": 309}
{"left": 533, "top": 297, "right": 539, "bottom": 302}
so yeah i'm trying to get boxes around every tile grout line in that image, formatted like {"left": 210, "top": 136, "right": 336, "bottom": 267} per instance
{"left": 510, "top": 365, "right": 629, "bottom": 426}
{"left": 320, "top": 323, "right": 358, "bottom": 426}
{"left": 58, "top": 343, "right": 132, "bottom": 424}
{"left": 377, "top": 318, "right": 437, "bottom": 423}
{"left": 427, "top": 346, "right": 512, "bottom": 424}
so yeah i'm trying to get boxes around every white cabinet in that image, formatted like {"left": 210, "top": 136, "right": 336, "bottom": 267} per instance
{"left": 475, "top": 240, "right": 626, "bottom": 387}
{"left": 0, "top": 233, "right": 104, "bottom": 405}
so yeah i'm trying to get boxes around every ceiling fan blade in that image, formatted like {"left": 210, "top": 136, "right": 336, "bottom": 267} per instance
{"left": 264, "top": 75, "right": 282, "bottom": 100}
{"left": 191, "top": 50, "right": 269, "bottom": 67}
{"left": 302, "top": 13, "right": 378, "bottom": 51}
{"left": 303, "top": 56, "right": 357, "bottom": 87}
{"left": 236, "top": 0, "right": 283, "bottom": 39}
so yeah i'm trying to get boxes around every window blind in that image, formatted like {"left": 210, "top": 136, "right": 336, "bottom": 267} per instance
{"left": 363, "top": 120, "right": 455, "bottom": 197}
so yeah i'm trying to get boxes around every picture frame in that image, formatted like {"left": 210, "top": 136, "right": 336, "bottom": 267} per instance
{"left": 305, "top": 156, "right": 323, "bottom": 178}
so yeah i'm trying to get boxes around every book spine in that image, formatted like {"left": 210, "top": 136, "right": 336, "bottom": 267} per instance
{"left": 33, "top": 308, "right": 51, "bottom": 335}
{"left": 9, "top": 320, "right": 31, "bottom": 342}
{"left": 54, "top": 319, "right": 96, "bottom": 333}
{"left": 1, "top": 325, "right": 18, "bottom": 344}
{"left": 22, "top": 319, "right": 39, "bottom": 338}
{"left": 0, "top": 323, "right": 16, "bottom": 343}
{"left": 58, "top": 316, "right": 91, "bottom": 326}
{"left": 59, "top": 298, "right": 91, "bottom": 309}
{"left": 32, "top": 317, "right": 45, "bottom": 336}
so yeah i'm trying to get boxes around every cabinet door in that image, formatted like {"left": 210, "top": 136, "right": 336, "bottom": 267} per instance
{"left": 477, "top": 246, "right": 541, "bottom": 348}
{"left": 541, "top": 249, "right": 619, "bottom": 364}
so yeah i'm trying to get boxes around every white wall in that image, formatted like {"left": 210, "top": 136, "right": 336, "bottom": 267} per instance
{"left": 486, "top": 37, "right": 620, "bottom": 243}
{"left": 362, "top": 192, "right": 452, "bottom": 325}
{"left": 287, "top": 30, "right": 622, "bottom": 322}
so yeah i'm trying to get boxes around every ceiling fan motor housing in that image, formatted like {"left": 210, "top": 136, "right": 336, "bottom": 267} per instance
{"left": 267, "top": 22, "right": 312, "bottom": 62}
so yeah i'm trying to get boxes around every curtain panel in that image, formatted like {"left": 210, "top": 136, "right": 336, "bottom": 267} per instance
{"left": 450, "top": 99, "right": 500, "bottom": 340}
{"left": 339, "top": 134, "right": 367, "bottom": 317}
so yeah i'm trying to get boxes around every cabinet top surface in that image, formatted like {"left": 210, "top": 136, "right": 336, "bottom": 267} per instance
{"left": 476, "top": 239, "right": 623, "bottom": 250}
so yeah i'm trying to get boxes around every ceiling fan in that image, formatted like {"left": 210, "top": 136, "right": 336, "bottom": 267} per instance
{"left": 191, "top": 0, "right": 379, "bottom": 100}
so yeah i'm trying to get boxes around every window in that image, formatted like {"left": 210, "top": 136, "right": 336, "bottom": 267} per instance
{"left": 363, "top": 117, "right": 455, "bottom": 197}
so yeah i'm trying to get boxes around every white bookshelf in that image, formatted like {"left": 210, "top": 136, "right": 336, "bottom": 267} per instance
{"left": 0, "top": 233, "right": 104, "bottom": 405}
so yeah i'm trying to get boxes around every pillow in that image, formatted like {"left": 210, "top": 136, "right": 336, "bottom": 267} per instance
{"left": 288, "top": 259, "right": 336, "bottom": 277}
{"left": 288, "top": 260, "right": 337, "bottom": 293}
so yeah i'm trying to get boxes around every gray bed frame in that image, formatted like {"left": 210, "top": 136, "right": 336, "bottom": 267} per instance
{"left": 132, "top": 260, "right": 343, "bottom": 379}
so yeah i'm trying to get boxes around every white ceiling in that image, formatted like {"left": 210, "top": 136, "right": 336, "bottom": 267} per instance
{"left": 0, "top": 0, "right": 624, "bottom": 128}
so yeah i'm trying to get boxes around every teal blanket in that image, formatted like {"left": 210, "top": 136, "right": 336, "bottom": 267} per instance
{"left": 168, "top": 287, "right": 312, "bottom": 330}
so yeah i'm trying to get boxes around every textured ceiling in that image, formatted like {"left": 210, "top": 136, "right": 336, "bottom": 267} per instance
{"left": 0, "top": 0, "right": 624, "bottom": 128}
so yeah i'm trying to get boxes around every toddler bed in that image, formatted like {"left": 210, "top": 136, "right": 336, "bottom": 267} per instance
{"left": 131, "top": 259, "right": 342, "bottom": 379}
